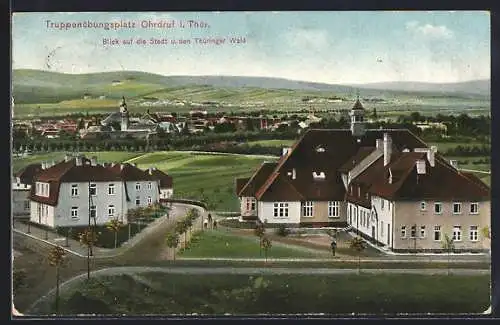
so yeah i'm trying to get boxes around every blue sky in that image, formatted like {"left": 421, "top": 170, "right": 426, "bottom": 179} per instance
{"left": 12, "top": 11, "right": 490, "bottom": 84}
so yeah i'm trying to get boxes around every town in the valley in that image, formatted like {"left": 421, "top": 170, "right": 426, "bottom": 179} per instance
{"left": 11, "top": 10, "right": 492, "bottom": 317}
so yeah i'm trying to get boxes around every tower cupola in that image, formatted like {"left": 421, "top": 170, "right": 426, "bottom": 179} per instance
{"left": 349, "top": 92, "right": 366, "bottom": 137}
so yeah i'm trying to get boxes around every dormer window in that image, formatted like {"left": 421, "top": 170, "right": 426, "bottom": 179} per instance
{"left": 312, "top": 171, "right": 326, "bottom": 180}
{"left": 315, "top": 146, "right": 326, "bottom": 153}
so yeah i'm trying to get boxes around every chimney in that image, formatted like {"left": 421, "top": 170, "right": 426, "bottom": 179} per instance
{"left": 91, "top": 156, "right": 97, "bottom": 166}
{"left": 120, "top": 164, "right": 125, "bottom": 171}
{"left": 427, "top": 146, "right": 437, "bottom": 167}
{"left": 292, "top": 168, "right": 296, "bottom": 180}
{"left": 450, "top": 160, "right": 458, "bottom": 169}
{"left": 383, "top": 133, "right": 392, "bottom": 166}
{"left": 75, "top": 156, "right": 82, "bottom": 166}
{"left": 388, "top": 168, "right": 393, "bottom": 184}
{"left": 149, "top": 167, "right": 153, "bottom": 175}
{"left": 282, "top": 147, "right": 290, "bottom": 156}
{"left": 416, "top": 159, "right": 426, "bottom": 175}
{"left": 50, "top": 160, "right": 55, "bottom": 168}
{"left": 376, "top": 139, "right": 383, "bottom": 150}
{"left": 41, "top": 161, "right": 46, "bottom": 169}
{"left": 111, "top": 162, "right": 116, "bottom": 167}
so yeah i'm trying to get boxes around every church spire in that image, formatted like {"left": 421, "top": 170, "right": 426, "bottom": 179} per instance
{"left": 349, "top": 91, "right": 366, "bottom": 137}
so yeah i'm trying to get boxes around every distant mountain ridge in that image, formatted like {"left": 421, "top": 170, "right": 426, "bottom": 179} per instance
{"left": 351, "top": 80, "right": 490, "bottom": 96}
{"left": 12, "top": 69, "right": 490, "bottom": 104}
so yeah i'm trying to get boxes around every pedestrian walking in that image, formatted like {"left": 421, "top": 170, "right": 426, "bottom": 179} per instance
{"left": 213, "top": 219, "right": 217, "bottom": 230}
{"left": 330, "top": 239, "right": 337, "bottom": 257}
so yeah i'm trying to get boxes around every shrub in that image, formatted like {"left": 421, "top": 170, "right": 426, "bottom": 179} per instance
{"left": 275, "top": 224, "right": 289, "bottom": 237}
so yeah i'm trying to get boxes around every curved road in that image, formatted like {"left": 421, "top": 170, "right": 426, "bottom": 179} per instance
{"left": 27, "top": 265, "right": 490, "bottom": 314}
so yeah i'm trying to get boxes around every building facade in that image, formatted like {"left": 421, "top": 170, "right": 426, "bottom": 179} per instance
{"left": 28, "top": 154, "right": 174, "bottom": 228}
{"left": 235, "top": 99, "right": 490, "bottom": 252}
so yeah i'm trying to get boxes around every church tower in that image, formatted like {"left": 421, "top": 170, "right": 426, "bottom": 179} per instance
{"left": 349, "top": 92, "right": 366, "bottom": 137}
{"left": 120, "top": 96, "right": 129, "bottom": 131}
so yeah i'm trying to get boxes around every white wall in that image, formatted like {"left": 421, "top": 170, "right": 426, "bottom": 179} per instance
{"left": 257, "top": 201, "right": 301, "bottom": 224}
{"left": 30, "top": 202, "right": 55, "bottom": 227}
{"left": 12, "top": 189, "right": 30, "bottom": 216}
{"left": 53, "top": 181, "right": 125, "bottom": 227}
{"left": 124, "top": 180, "right": 160, "bottom": 211}
{"left": 371, "top": 195, "right": 394, "bottom": 247}
{"left": 160, "top": 188, "right": 173, "bottom": 199}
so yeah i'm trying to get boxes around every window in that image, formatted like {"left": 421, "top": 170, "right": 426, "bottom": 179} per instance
{"left": 302, "top": 201, "right": 313, "bottom": 217}
{"left": 401, "top": 226, "right": 407, "bottom": 238}
{"left": 108, "top": 183, "right": 115, "bottom": 195}
{"left": 147, "top": 196, "right": 152, "bottom": 205}
{"left": 24, "top": 201, "right": 30, "bottom": 210}
{"left": 251, "top": 198, "right": 256, "bottom": 211}
{"left": 90, "top": 205, "right": 96, "bottom": 219}
{"left": 470, "top": 203, "right": 479, "bottom": 214}
{"left": 71, "top": 207, "right": 78, "bottom": 219}
{"left": 89, "top": 183, "right": 96, "bottom": 196}
{"left": 381, "top": 199, "right": 385, "bottom": 211}
{"left": 434, "top": 202, "right": 442, "bottom": 214}
{"left": 135, "top": 182, "right": 141, "bottom": 191}
{"left": 135, "top": 197, "right": 140, "bottom": 206}
{"left": 71, "top": 184, "right": 79, "bottom": 197}
{"left": 420, "top": 201, "right": 426, "bottom": 211}
{"left": 273, "top": 202, "right": 289, "bottom": 218}
{"left": 469, "top": 226, "right": 478, "bottom": 241}
{"left": 328, "top": 201, "right": 339, "bottom": 218}
{"left": 246, "top": 198, "right": 251, "bottom": 211}
{"left": 420, "top": 225, "right": 426, "bottom": 238}
{"left": 410, "top": 225, "right": 417, "bottom": 238}
{"left": 381, "top": 221, "right": 384, "bottom": 236}
{"left": 147, "top": 182, "right": 152, "bottom": 190}
{"left": 434, "top": 226, "right": 441, "bottom": 241}
{"left": 453, "top": 226, "right": 462, "bottom": 242}
{"left": 108, "top": 205, "right": 115, "bottom": 218}
{"left": 357, "top": 186, "right": 361, "bottom": 197}
{"left": 453, "top": 202, "right": 462, "bottom": 215}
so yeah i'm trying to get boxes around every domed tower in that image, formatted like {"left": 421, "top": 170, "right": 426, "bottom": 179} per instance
{"left": 120, "top": 96, "right": 129, "bottom": 131}
{"left": 349, "top": 93, "right": 366, "bottom": 137}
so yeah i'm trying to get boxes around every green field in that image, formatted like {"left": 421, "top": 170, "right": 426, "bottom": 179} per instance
{"left": 13, "top": 151, "right": 274, "bottom": 211}
{"left": 132, "top": 152, "right": 276, "bottom": 210}
{"left": 40, "top": 273, "right": 490, "bottom": 315}
{"left": 179, "top": 230, "right": 330, "bottom": 258}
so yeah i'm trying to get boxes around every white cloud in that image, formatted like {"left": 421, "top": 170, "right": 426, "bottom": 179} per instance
{"left": 406, "top": 21, "right": 454, "bottom": 39}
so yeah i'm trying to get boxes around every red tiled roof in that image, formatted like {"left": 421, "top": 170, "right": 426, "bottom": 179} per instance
{"left": 15, "top": 163, "right": 42, "bottom": 185}
{"left": 235, "top": 177, "right": 250, "bottom": 195}
{"left": 338, "top": 147, "right": 376, "bottom": 172}
{"left": 255, "top": 129, "right": 428, "bottom": 202}
{"left": 238, "top": 162, "right": 277, "bottom": 197}
{"left": 350, "top": 151, "right": 490, "bottom": 202}
{"left": 147, "top": 169, "right": 173, "bottom": 188}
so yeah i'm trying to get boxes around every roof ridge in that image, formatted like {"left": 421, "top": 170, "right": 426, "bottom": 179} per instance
{"left": 435, "top": 157, "right": 490, "bottom": 192}
{"left": 237, "top": 161, "right": 270, "bottom": 197}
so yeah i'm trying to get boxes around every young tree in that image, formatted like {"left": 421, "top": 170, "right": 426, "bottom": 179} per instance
{"left": 47, "top": 245, "right": 66, "bottom": 314}
{"left": 126, "top": 208, "right": 140, "bottom": 240}
{"left": 254, "top": 222, "right": 266, "bottom": 257}
{"left": 261, "top": 236, "right": 272, "bottom": 263}
{"left": 78, "top": 228, "right": 98, "bottom": 280}
{"left": 106, "top": 218, "right": 124, "bottom": 249}
{"left": 165, "top": 231, "right": 180, "bottom": 261}
{"left": 442, "top": 234, "right": 455, "bottom": 275}
{"left": 175, "top": 220, "right": 188, "bottom": 249}
{"left": 349, "top": 237, "right": 366, "bottom": 275}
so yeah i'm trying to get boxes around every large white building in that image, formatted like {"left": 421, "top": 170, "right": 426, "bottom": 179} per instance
{"left": 29, "top": 154, "right": 173, "bottom": 228}
{"left": 12, "top": 163, "right": 42, "bottom": 217}
{"left": 235, "top": 99, "right": 490, "bottom": 253}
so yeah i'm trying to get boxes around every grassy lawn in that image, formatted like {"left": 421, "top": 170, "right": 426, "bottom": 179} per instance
{"left": 44, "top": 272, "right": 490, "bottom": 315}
{"left": 133, "top": 151, "right": 275, "bottom": 211}
{"left": 12, "top": 151, "right": 142, "bottom": 172}
{"left": 179, "top": 230, "right": 330, "bottom": 258}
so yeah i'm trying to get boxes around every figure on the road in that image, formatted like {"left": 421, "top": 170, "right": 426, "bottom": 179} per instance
{"left": 207, "top": 213, "right": 212, "bottom": 225}
{"left": 330, "top": 239, "right": 337, "bottom": 257}
{"left": 213, "top": 220, "right": 217, "bottom": 230}
{"left": 203, "top": 219, "right": 208, "bottom": 229}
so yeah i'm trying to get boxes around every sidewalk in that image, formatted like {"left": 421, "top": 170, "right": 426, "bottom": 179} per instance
{"left": 12, "top": 204, "right": 190, "bottom": 259}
